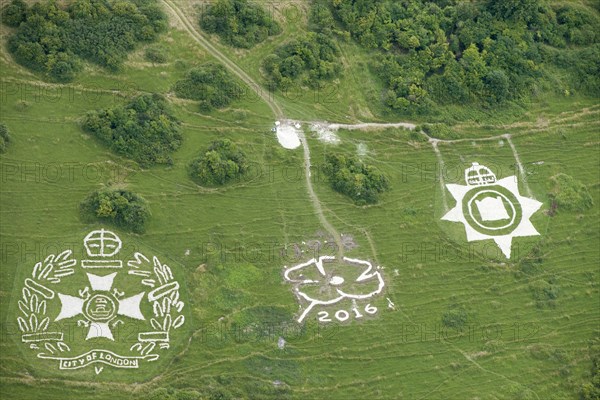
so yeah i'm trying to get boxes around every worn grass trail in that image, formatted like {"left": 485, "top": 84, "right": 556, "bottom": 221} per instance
{"left": 163, "top": 0, "right": 347, "bottom": 255}
{"left": 162, "top": 0, "right": 540, "bottom": 262}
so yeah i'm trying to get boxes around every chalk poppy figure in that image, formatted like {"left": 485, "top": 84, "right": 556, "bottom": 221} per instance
{"left": 284, "top": 256, "right": 385, "bottom": 323}
{"left": 442, "top": 162, "right": 543, "bottom": 258}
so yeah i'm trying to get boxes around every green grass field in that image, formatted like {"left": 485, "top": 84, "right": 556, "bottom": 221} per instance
{"left": 1, "top": 1, "right": 599, "bottom": 399}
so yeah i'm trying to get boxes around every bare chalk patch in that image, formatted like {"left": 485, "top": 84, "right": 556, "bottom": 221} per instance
{"left": 310, "top": 122, "right": 340, "bottom": 144}
{"left": 274, "top": 120, "right": 301, "bottom": 149}
{"left": 357, "top": 143, "right": 368, "bottom": 157}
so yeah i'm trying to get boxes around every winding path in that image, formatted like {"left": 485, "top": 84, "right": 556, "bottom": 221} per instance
{"left": 327, "top": 122, "right": 416, "bottom": 130}
{"left": 161, "top": 0, "right": 536, "bottom": 261}
{"left": 162, "top": 0, "right": 283, "bottom": 118}
{"left": 296, "top": 129, "right": 344, "bottom": 256}
{"left": 162, "top": 0, "right": 346, "bottom": 253}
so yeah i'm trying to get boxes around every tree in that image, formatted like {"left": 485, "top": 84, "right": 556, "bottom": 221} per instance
{"left": 310, "top": 2, "right": 335, "bottom": 35}
{"left": 460, "top": 43, "right": 488, "bottom": 95}
{"left": 199, "top": 0, "right": 281, "bottom": 49}
{"left": 327, "top": 0, "right": 599, "bottom": 114}
{"left": 263, "top": 33, "right": 341, "bottom": 89}
{"left": 2, "top": 0, "right": 27, "bottom": 27}
{"left": 172, "top": 63, "right": 243, "bottom": 110}
{"left": 83, "top": 94, "right": 182, "bottom": 167}
{"left": 189, "top": 139, "right": 248, "bottom": 186}
{"left": 488, "top": 0, "right": 540, "bottom": 22}
{"left": 322, "top": 153, "right": 390, "bottom": 204}
{"left": 483, "top": 69, "right": 510, "bottom": 104}
{"left": 80, "top": 189, "right": 151, "bottom": 233}
{"left": 3, "top": 0, "right": 168, "bottom": 81}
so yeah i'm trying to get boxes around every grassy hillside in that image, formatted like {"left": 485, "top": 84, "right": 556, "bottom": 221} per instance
{"left": 0, "top": 1, "right": 598, "bottom": 399}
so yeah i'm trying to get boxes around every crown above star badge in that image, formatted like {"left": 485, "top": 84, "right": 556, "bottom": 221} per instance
{"left": 442, "top": 162, "right": 543, "bottom": 259}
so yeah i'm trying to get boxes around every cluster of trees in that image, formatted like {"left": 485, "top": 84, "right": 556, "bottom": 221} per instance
{"left": 189, "top": 139, "right": 248, "bottom": 186}
{"left": 322, "top": 153, "right": 389, "bottom": 205}
{"left": 3, "top": 0, "right": 167, "bottom": 81}
{"left": 80, "top": 188, "right": 150, "bottom": 233}
{"left": 199, "top": 0, "right": 281, "bottom": 48}
{"left": 172, "top": 63, "right": 242, "bottom": 110}
{"left": 262, "top": 32, "right": 342, "bottom": 90}
{"left": 83, "top": 94, "right": 182, "bottom": 167}
{"left": 0, "top": 123, "right": 11, "bottom": 153}
{"left": 323, "top": 0, "right": 600, "bottom": 113}
{"left": 259, "top": 1, "right": 342, "bottom": 90}
{"left": 1, "top": 0, "right": 27, "bottom": 27}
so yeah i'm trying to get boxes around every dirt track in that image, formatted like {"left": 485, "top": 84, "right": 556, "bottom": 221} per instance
{"left": 161, "top": 0, "right": 536, "bottom": 256}
{"left": 162, "top": 0, "right": 283, "bottom": 118}
{"left": 163, "top": 0, "right": 346, "bottom": 254}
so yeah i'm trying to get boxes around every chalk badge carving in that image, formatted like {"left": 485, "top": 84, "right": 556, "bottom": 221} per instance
{"left": 16, "top": 229, "right": 185, "bottom": 374}
{"left": 284, "top": 256, "right": 385, "bottom": 323}
{"left": 442, "top": 162, "right": 543, "bottom": 258}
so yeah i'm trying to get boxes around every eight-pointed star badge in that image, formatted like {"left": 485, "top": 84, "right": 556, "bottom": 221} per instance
{"left": 442, "top": 162, "right": 543, "bottom": 258}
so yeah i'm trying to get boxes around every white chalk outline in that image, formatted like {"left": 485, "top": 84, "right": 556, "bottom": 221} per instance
{"left": 442, "top": 162, "right": 543, "bottom": 258}
{"left": 284, "top": 256, "right": 385, "bottom": 323}
{"left": 128, "top": 253, "right": 185, "bottom": 355}
{"left": 82, "top": 229, "right": 123, "bottom": 269}
{"left": 16, "top": 230, "right": 186, "bottom": 373}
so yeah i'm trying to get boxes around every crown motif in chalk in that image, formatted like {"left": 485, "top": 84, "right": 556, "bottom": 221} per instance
{"left": 465, "top": 162, "right": 496, "bottom": 186}
{"left": 82, "top": 229, "right": 123, "bottom": 269}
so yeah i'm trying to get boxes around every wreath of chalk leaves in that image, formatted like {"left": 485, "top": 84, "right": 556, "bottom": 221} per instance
{"left": 16, "top": 229, "right": 185, "bottom": 374}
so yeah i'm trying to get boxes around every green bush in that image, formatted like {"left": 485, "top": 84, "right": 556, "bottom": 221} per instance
{"left": 322, "top": 153, "right": 390, "bottom": 205}
{"left": 263, "top": 32, "right": 342, "bottom": 90}
{"left": 174, "top": 390, "right": 201, "bottom": 400}
{"left": 1, "top": 0, "right": 27, "bottom": 27}
{"left": 172, "top": 63, "right": 243, "bottom": 110}
{"left": 442, "top": 306, "right": 468, "bottom": 329}
{"left": 146, "top": 388, "right": 174, "bottom": 400}
{"left": 83, "top": 94, "right": 182, "bottom": 167}
{"left": 529, "top": 277, "right": 559, "bottom": 307}
{"left": 80, "top": 189, "right": 151, "bottom": 233}
{"left": 223, "top": 263, "right": 262, "bottom": 288}
{"left": 4, "top": 0, "right": 167, "bottom": 81}
{"left": 189, "top": 139, "right": 248, "bottom": 185}
{"left": 549, "top": 173, "right": 594, "bottom": 212}
{"left": 517, "top": 244, "right": 544, "bottom": 276}
{"left": 0, "top": 123, "right": 11, "bottom": 153}
{"left": 145, "top": 45, "right": 168, "bottom": 64}
{"left": 15, "top": 100, "right": 30, "bottom": 111}
{"left": 554, "top": 4, "right": 600, "bottom": 46}
{"left": 199, "top": 0, "right": 281, "bottom": 49}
